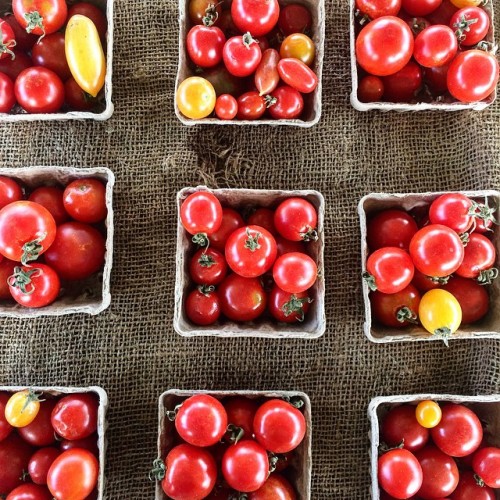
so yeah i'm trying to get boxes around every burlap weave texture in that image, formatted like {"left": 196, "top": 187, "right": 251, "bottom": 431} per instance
{"left": 0, "top": 0, "right": 500, "bottom": 498}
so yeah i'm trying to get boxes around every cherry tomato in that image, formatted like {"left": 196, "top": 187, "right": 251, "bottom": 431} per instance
{"left": 358, "top": 75, "right": 384, "bottom": 102}
{"left": 414, "top": 25, "right": 457, "bottom": 68}
{"left": 187, "top": 25, "right": 225, "bottom": 68}
{"left": 18, "top": 398, "right": 57, "bottom": 446}
{"left": 190, "top": 248, "right": 227, "bottom": 285}
{"left": 277, "top": 58, "right": 318, "bottom": 94}
{"left": 378, "top": 449, "right": 423, "bottom": 499}
{"left": 273, "top": 252, "right": 317, "bottom": 293}
{"left": 448, "top": 50, "right": 499, "bottom": 103}
{"left": 28, "top": 447, "right": 61, "bottom": 485}
{"left": 276, "top": 235, "right": 306, "bottom": 256}
{"left": 456, "top": 233, "right": 496, "bottom": 281}
{"left": 189, "top": 0, "right": 222, "bottom": 26}
{"left": 51, "top": 393, "right": 98, "bottom": 441}
{"left": 278, "top": 4, "right": 311, "bottom": 35}
{"left": 356, "top": 17, "right": 413, "bottom": 76}
{"left": 0, "top": 392, "right": 13, "bottom": 441}
{"left": 424, "top": 63, "right": 450, "bottom": 95}
{"left": 218, "top": 274, "right": 267, "bottom": 321}
{"left": 237, "top": 91, "right": 267, "bottom": 120}
{"left": 279, "top": 33, "right": 315, "bottom": 66}
{"left": 47, "top": 449, "right": 98, "bottom": 500}
{"left": 415, "top": 400, "right": 442, "bottom": 428}
{"left": 249, "top": 474, "right": 296, "bottom": 499}
{"left": 0, "top": 259, "right": 17, "bottom": 300}
{"left": 450, "top": 6, "right": 489, "bottom": 45}
{"left": 43, "top": 222, "right": 105, "bottom": 281}
{"left": 415, "top": 445, "right": 459, "bottom": 499}
{"left": 6, "top": 483, "right": 52, "bottom": 500}
{"left": 450, "top": 0, "right": 482, "bottom": 8}
{"left": 419, "top": 289, "right": 462, "bottom": 340}
{"left": 370, "top": 284, "right": 420, "bottom": 328}
{"left": 0, "top": 434, "right": 33, "bottom": 494}
{"left": 223, "top": 34, "right": 262, "bottom": 77}
{"left": 381, "top": 405, "right": 430, "bottom": 452}
{"left": 222, "top": 440, "right": 269, "bottom": 492}
{"left": 59, "top": 435, "right": 99, "bottom": 457}
{"left": 409, "top": 225, "right": 464, "bottom": 278}
{"left": 13, "top": 0, "right": 67, "bottom": 35}
{"left": 31, "top": 33, "right": 71, "bottom": 81}
{"left": 255, "top": 48, "right": 280, "bottom": 96}
{"left": 443, "top": 276, "right": 489, "bottom": 324}
{"left": 0, "top": 50, "right": 32, "bottom": 81}
{"left": 231, "top": 0, "right": 279, "bottom": 37}
{"left": 185, "top": 286, "right": 221, "bottom": 325}
{"left": 401, "top": 14, "right": 431, "bottom": 35}
{"left": 176, "top": 77, "right": 216, "bottom": 119}
{"left": 356, "top": 0, "right": 401, "bottom": 18}
{"left": 0, "top": 20, "right": 16, "bottom": 61}
{"left": 202, "top": 65, "right": 244, "bottom": 96}
{"left": 268, "top": 85, "right": 304, "bottom": 119}
{"left": 402, "top": 0, "right": 442, "bottom": 16}
{"left": 0, "top": 176, "right": 23, "bottom": 209}
{"left": 429, "top": 193, "right": 474, "bottom": 233}
{"left": 28, "top": 186, "right": 68, "bottom": 225}
{"left": 67, "top": 2, "right": 107, "bottom": 43}
{"left": 382, "top": 61, "right": 422, "bottom": 101}
{"left": 224, "top": 397, "right": 258, "bottom": 438}
{"left": 472, "top": 447, "right": 500, "bottom": 488}
{"left": 451, "top": 470, "right": 495, "bottom": 500}
{"left": 2, "top": 14, "right": 37, "bottom": 51}
{"left": 65, "top": 76, "right": 98, "bottom": 111}
{"left": 248, "top": 208, "right": 276, "bottom": 235}
{"left": 181, "top": 191, "right": 223, "bottom": 237}
{"left": 269, "top": 285, "right": 311, "bottom": 323}
{"left": 428, "top": 0, "right": 459, "bottom": 23}
{"left": 431, "top": 404, "right": 483, "bottom": 457}
{"left": 215, "top": 93, "right": 237, "bottom": 119}
{"left": 367, "top": 210, "right": 418, "bottom": 251}
{"left": 365, "top": 247, "right": 414, "bottom": 294}
{"left": 475, "top": 215, "right": 494, "bottom": 233}
{"left": 63, "top": 178, "right": 106, "bottom": 224}
{"left": 5, "top": 390, "right": 42, "bottom": 427}
{"left": 209, "top": 208, "right": 244, "bottom": 252}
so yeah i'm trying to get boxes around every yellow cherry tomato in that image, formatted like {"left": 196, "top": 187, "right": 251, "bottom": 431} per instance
{"left": 280, "top": 33, "right": 315, "bottom": 66}
{"left": 5, "top": 389, "right": 42, "bottom": 428}
{"left": 419, "top": 289, "right": 462, "bottom": 344}
{"left": 415, "top": 400, "right": 442, "bottom": 428}
{"left": 66, "top": 15, "right": 106, "bottom": 98}
{"left": 450, "top": 0, "right": 482, "bottom": 7}
{"left": 176, "top": 77, "right": 216, "bottom": 119}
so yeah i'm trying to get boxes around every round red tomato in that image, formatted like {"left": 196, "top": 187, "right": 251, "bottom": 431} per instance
{"left": 358, "top": 75, "right": 384, "bottom": 102}
{"left": 365, "top": 247, "right": 414, "bottom": 294}
{"left": 175, "top": 394, "right": 228, "bottom": 447}
{"left": 9, "top": 263, "right": 60, "bottom": 308}
{"left": 424, "top": 62, "right": 450, "bottom": 95}
{"left": 402, "top": 0, "right": 442, "bottom": 16}
{"left": 356, "top": 16, "right": 414, "bottom": 76}
{"left": 223, "top": 34, "right": 262, "bottom": 77}
{"left": 382, "top": 61, "right": 422, "bottom": 101}
{"left": 218, "top": 274, "right": 267, "bottom": 321}
{"left": 6, "top": 484, "right": 52, "bottom": 500}
{"left": 222, "top": 440, "right": 269, "bottom": 492}
{"left": 274, "top": 198, "right": 317, "bottom": 242}
{"left": 28, "top": 447, "right": 61, "bottom": 485}
{"left": 443, "top": 276, "right": 489, "bottom": 324}
{"left": 276, "top": 235, "right": 306, "bottom": 256}
{"left": 63, "top": 178, "right": 106, "bottom": 224}
{"left": 356, "top": 0, "right": 401, "bottom": 18}
{"left": 367, "top": 210, "right": 418, "bottom": 251}
{"left": 224, "top": 397, "right": 259, "bottom": 438}
{"left": 0, "top": 176, "right": 23, "bottom": 209}
{"left": 67, "top": 2, "right": 107, "bottom": 43}
{"left": 273, "top": 252, "right": 317, "bottom": 293}
{"left": 269, "top": 285, "right": 311, "bottom": 323}
{"left": 278, "top": 4, "right": 311, "bottom": 35}
{"left": 31, "top": 33, "right": 71, "bottom": 81}
{"left": 185, "top": 286, "right": 221, "bottom": 325}
{"left": 231, "top": 0, "right": 279, "bottom": 37}
{"left": 15, "top": 67, "right": 64, "bottom": 114}
{"left": 0, "top": 20, "right": 15, "bottom": 61}
{"left": 429, "top": 193, "right": 475, "bottom": 233}
{"left": 249, "top": 474, "right": 296, "bottom": 499}
{"left": 0, "top": 72, "right": 15, "bottom": 113}
{"left": 47, "top": 449, "right": 98, "bottom": 500}
{"left": 268, "top": 85, "right": 304, "bottom": 119}
{"left": 190, "top": 248, "right": 227, "bottom": 285}
{"left": 181, "top": 192, "right": 223, "bottom": 238}
{"left": 209, "top": 208, "right": 244, "bottom": 252}
{"left": 28, "top": 186, "right": 68, "bottom": 225}
{"left": 0, "top": 259, "right": 17, "bottom": 300}
{"left": 59, "top": 435, "right": 99, "bottom": 457}
{"left": 237, "top": 91, "right": 267, "bottom": 120}
{"left": 18, "top": 399, "right": 57, "bottom": 446}
{"left": 247, "top": 208, "right": 276, "bottom": 235}
{"left": 378, "top": 449, "right": 423, "bottom": 499}
{"left": 12, "top": 0, "right": 67, "bottom": 35}
{"left": 414, "top": 25, "right": 457, "bottom": 68}
{"left": 0, "top": 50, "right": 32, "bottom": 81}
{"left": 187, "top": 25, "right": 226, "bottom": 68}
{"left": 215, "top": 93, "right": 238, "bottom": 119}
{"left": 412, "top": 268, "right": 442, "bottom": 292}
{"left": 0, "top": 433, "right": 34, "bottom": 494}
{"left": 451, "top": 6, "right": 489, "bottom": 46}
{"left": 455, "top": 233, "right": 496, "bottom": 281}
{"left": 2, "top": 14, "right": 37, "bottom": 51}
{"left": 371, "top": 284, "right": 421, "bottom": 328}
{"left": 64, "top": 77, "right": 98, "bottom": 111}
{"left": 472, "top": 447, "right": 500, "bottom": 488}
{"left": 51, "top": 393, "right": 98, "bottom": 441}
{"left": 430, "top": 404, "right": 483, "bottom": 457}
{"left": 0, "top": 392, "right": 13, "bottom": 442}
{"left": 451, "top": 469, "right": 495, "bottom": 500}
{"left": 381, "top": 405, "right": 429, "bottom": 452}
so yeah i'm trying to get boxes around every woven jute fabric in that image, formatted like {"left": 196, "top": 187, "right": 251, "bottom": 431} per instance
{"left": 0, "top": 0, "right": 500, "bottom": 498}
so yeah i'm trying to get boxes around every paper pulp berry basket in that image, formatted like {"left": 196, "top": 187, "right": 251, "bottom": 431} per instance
{"left": 358, "top": 190, "right": 500, "bottom": 343}
{"left": 174, "top": 186, "right": 326, "bottom": 338}
{"left": 156, "top": 389, "right": 312, "bottom": 500}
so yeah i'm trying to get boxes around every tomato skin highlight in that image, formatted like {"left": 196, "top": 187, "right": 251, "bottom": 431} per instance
{"left": 378, "top": 449, "right": 423, "bottom": 499}
{"left": 223, "top": 34, "right": 262, "bottom": 77}
{"left": 429, "top": 193, "right": 474, "bottom": 233}
{"left": 9, "top": 264, "right": 60, "bottom": 308}
{"left": 12, "top": 0, "right": 67, "bottom": 36}
{"left": 450, "top": 6, "right": 489, "bottom": 46}
{"left": 472, "top": 447, "right": 500, "bottom": 488}
{"left": 277, "top": 58, "right": 318, "bottom": 94}
{"left": 366, "top": 247, "right": 414, "bottom": 294}
{"left": 231, "top": 0, "right": 280, "bottom": 37}
{"left": 218, "top": 274, "right": 267, "bottom": 321}
{"left": 237, "top": 91, "right": 267, "bottom": 120}
{"left": 415, "top": 400, "right": 442, "bottom": 428}
{"left": 215, "top": 93, "right": 237, "bottom": 119}
{"left": 402, "top": 0, "right": 442, "bottom": 16}
{"left": 0, "top": 73, "right": 15, "bottom": 113}
{"left": 455, "top": 233, "right": 496, "bottom": 279}
{"left": 413, "top": 25, "right": 457, "bottom": 68}
{"left": 63, "top": 178, "right": 107, "bottom": 224}
{"left": 186, "top": 287, "right": 221, "bottom": 325}
{"left": 273, "top": 252, "right": 317, "bottom": 293}
{"left": 32, "top": 33, "right": 71, "bottom": 81}
{"left": 269, "top": 285, "right": 311, "bottom": 323}
{"left": 356, "top": 0, "right": 401, "bottom": 19}
{"left": 0, "top": 176, "right": 23, "bottom": 210}
{"left": 18, "top": 398, "right": 57, "bottom": 446}
{"left": 187, "top": 25, "right": 226, "bottom": 68}
{"left": 358, "top": 75, "right": 384, "bottom": 102}
{"left": 419, "top": 289, "right": 462, "bottom": 338}
{"left": 67, "top": 2, "right": 107, "bottom": 43}
{"left": 5, "top": 390, "right": 42, "bottom": 428}
{"left": 181, "top": 192, "right": 223, "bottom": 236}
{"left": 248, "top": 474, "right": 296, "bottom": 499}
{"left": 177, "top": 77, "right": 216, "bottom": 119}
{"left": 280, "top": 33, "right": 315, "bottom": 66}
{"left": 6, "top": 483, "right": 52, "bottom": 500}
{"left": 28, "top": 447, "right": 61, "bottom": 485}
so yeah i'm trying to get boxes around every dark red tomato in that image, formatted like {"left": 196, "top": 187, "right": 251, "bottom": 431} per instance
{"left": 43, "top": 222, "right": 105, "bottom": 281}
{"left": 65, "top": 77, "right": 98, "bottom": 111}
{"left": 51, "top": 393, "right": 98, "bottom": 441}
{"left": 401, "top": 13, "right": 431, "bottom": 35}
{"left": 268, "top": 85, "right": 304, "bottom": 119}
{"left": 455, "top": 233, "right": 496, "bottom": 280}
{"left": 0, "top": 433, "right": 34, "bottom": 494}
{"left": 215, "top": 93, "right": 238, "bottom": 119}
{"left": 255, "top": 48, "right": 280, "bottom": 96}
{"left": 472, "top": 447, "right": 500, "bottom": 488}
{"left": 223, "top": 34, "right": 262, "bottom": 77}
{"left": 47, "top": 449, "right": 98, "bottom": 500}
{"left": 28, "top": 186, "right": 68, "bottom": 225}
{"left": 63, "top": 178, "right": 107, "bottom": 224}
{"left": 276, "top": 235, "right": 306, "bottom": 256}
{"left": 218, "top": 273, "right": 267, "bottom": 321}
{"left": 443, "top": 276, "right": 489, "bottom": 324}
{"left": 475, "top": 216, "right": 494, "bottom": 234}
{"left": 427, "top": 0, "right": 457, "bottom": 24}
{"left": 451, "top": 470, "right": 495, "bottom": 500}
{"left": 365, "top": 247, "right": 414, "bottom": 294}
{"left": 181, "top": 191, "right": 223, "bottom": 237}
{"left": 269, "top": 285, "right": 311, "bottom": 323}
{"left": 358, "top": 75, "right": 384, "bottom": 102}
{"left": 254, "top": 399, "right": 305, "bottom": 453}
{"left": 0, "top": 259, "right": 17, "bottom": 300}
{"left": 409, "top": 225, "right": 464, "bottom": 278}
{"left": 0, "top": 392, "right": 13, "bottom": 441}
{"left": 378, "top": 449, "right": 423, "bottom": 499}
{"left": 31, "top": 33, "right": 70, "bottom": 81}
{"left": 448, "top": 50, "right": 499, "bottom": 103}
{"left": 12, "top": 0, "right": 67, "bottom": 36}
{"left": 367, "top": 210, "right": 419, "bottom": 251}
{"left": 222, "top": 440, "right": 269, "bottom": 492}
{"left": 224, "top": 397, "right": 259, "bottom": 438}
{"left": 59, "top": 435, "right": 99, "bottom": 457}
{"left": 28, "top": 447, "right": 61, "bottom": 485}
{"left": 412, "top": 269, "right": 441, "bottom": 292}
{"left": 381, "top": 405, "right": 430, "bottom": 453}
{"left": 15, "top": 67, "right": 64, "bottom": 114}
{"left": 6, "top": 484, "right": 52, "bottom": 500}
{"left": 187, "top": 25, "right": 226, "bottom": 68}
{"left": 0, "top": 176, "right": 23, "bottom": 209}
{"left": 190, "top": 248, "right": 227, "bottom": 285}
{"left": 161, "top": 444, "right": 217, "bottom": 499}
{"left": 356, "top": 0, "right": 401, "bottom": 18}
{"left": 257, "top": 35, "right": 269, "bottom": 52}
{"left": 217, "top": 9, "right": 239, "bottom": 36}
{"left": 278, "top": 4, "right": 311, "bottom": 35}
{"left": 371, "top": 284, "right": 421, "bottom": 328}
{"left": 0, "top": 20, "right": 15, "bottom": 61}
{"left": 231, "top": 0, "right": 279, "bottom": 37}
{"left": 248, "top": 474, "right": 296, "bottom": 499}
{"left": 414, "top": 25, "right": 457, "bottom": 68}
{"left": 18, "top": 399, "right": 57, "bottom": 446}
{"left": 415, "top": 445, "right": 459, "bottom": 499}
{"left": 189, "top": 0, "right": 222, "bottom": 26}
{"left": 274, "top": 198, "right": 317, "bottom": 242}
{"left": 2, "top": 14, "right": 37, "bottom": 51}
{"left": 203, "top": 65, "right": 245, "bottom": 96}
{"left": 273, "top": 252, "right": 316, "bottom": 293}
{"left": 430, "top": 404, "right": 483, "bottom": 457}
{"left": 9, "top": 264, "right": 60, "bottom": 307}
{"left": 450, "top": 7, "right": 489, "bottom": 46}
{"left": 277, "top": 58, "right": 318, "bottom": 94}
{"left": 185, "top": 286, "right": 221, "bottom": 325}
{"left": 247, "top": 208, "right": 276, "bottom": 235}
{"left": 402, "top": 0, "right": 442, "bottom": 16}
{"left": 237, "top": 91, "right": 267, "bottom": 120}
{"left": 209, "top": 208, "right": 244, "bottom": 252}
{"left": 424, "top": 63, "right": 450, "bottom": 95}
{"left": 429, "top": 193, "right": 474, "bottom": 233}
{"left": 356, "top": 17, "right": 414, "bottom": 76}
{"left": 176, "top": 394, "right": 228, "bottom": 447}
{"left": 67, "top": 2, "right": 107, "bottom": 43}
{"left": 0, "top": 50, "right": 32, "bottom": 81}
{"left": 382, "top": 61, "right": 422, "bottom": 102}
{"left": 225, "top": 225, "right": 277, "bottom": 278}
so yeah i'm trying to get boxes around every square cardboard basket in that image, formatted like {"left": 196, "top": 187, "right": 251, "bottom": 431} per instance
{"left": 369, "top": 394, "right": 500, "bottom": 500}
{"left": 175, "top": 0, "right": 325, "bottom": 126}
{"left": 0, "top": 385, "right": 108, "bottom": 500}
{"left": 0, "top": 0, "right": 114, "bottom": 121}
{"left": 155, "top": 389, "right": 312, "bottom": 500}
{"left": 349, "top": 0, "right": 496, "bottom": 111}
{"left": 174, "top": 186, "right": 326, "bottom": 338}
{"left": 358, "top": 191, "right": 500, "bottom": 343}
{"left": 0, "top": 166, "right": 114, "bottom": 317}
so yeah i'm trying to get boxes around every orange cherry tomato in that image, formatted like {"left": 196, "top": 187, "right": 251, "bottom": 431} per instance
{"left": 280, "top": 33, "right": 315, "bottom": 66}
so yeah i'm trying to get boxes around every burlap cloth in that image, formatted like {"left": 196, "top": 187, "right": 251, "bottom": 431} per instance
{"left": 0, "top": 0, "right": 499, "bottom": 498}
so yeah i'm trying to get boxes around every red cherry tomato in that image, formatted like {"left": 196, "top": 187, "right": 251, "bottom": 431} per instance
{"left": 427, "top": 0, "right": 457, "bottom": 24}
{"left": 224, "top": 397, "right": 258, "bottom": 438}
{"left": 450, "top": 7, "right": 489, "bottom": 46}
{"left": 0, "top": 176, "right": 23, "bottom": 209}
{"left": 278, "top": 4, "right": 311, "bottom": 35}
{"left": 429, "top": 193, "right": 474, "bottom": 233}
{"left": 381, "top": 405, "right": 430, "bottom": 452}
{"left": 358, "top": 75, "right": 384, "bottom": 102}
{"left": 31, "top": 33, "right": 71, "bottom": 81}
{"left": 248, "top": 474, "right": 296, "bottom": 499}
{"left": 378, "top": 449, "right": 423, "bottom": 499}
{"left": 28, "top": 186, "right": 69, "bottom": 225}
{"left": 0, "top": 20, "right": 15, "bottom": 61}
{"left": 0, "top": 50, "right": 32, "bottom": 81}
{"left": 2, "top": 14, "right": 37, "bottom": 51}
{"left": 0, "top": 259, "right": 17, "bottom": 300}
{"left": 254, "top": 48, "right": 280, "bottom": 96}
{"left": 401, "top": 13, "right": 431, "bottom": 35}
{"left": 472, "top": 447, "right": 500, "bottom": 488}
{"left": 451, "top": 469, "right": 495, "bottom": 500}
{"left": 273, "top": 252, "right": 317, "bottom": 293}
{"left": 64, "top": 77, "right": 98, "bottom": 111}
{"left": 18, "top": 399, "right": 57, "bottom": 446}
{"left": 414, "top": 25, "right": 457, "bottom": 68}
{"left": 231, "top": 0, "right": 279, "bottom": 37}
{"left": 371, "top": 284, "right": 421, "bottom": 328}
{"left": 63, "top": 178, "right": 107, "bottom": 224}
{"left": 475, "top": 216, "right": 494, "bottom": 234}
{"left": 6, "top": 484, "right": 52, "bottom": 500}
{"left": 9, "top": 264, "right": 60, "bottom": 308}
{"left": 189, "top": 0, "right": 222, "bottom": 26}
{"left": 0, "top": 72, "right": 14, "bottom": 113}
{"left": 247, "top": 208, "right": 276, "bottom": 235}
{"left": 269, "top": 285, "right": 311, "bottom": 323}
{"left": 237, "top": 91, "right": 267, "bottom": 120}
{"left": 382, "top": 61, "right": 422, "bottom": 101}
{"left": 277, "top": 58, "right": 318, "bottom": 94}
{"left": 59, "top": 435, "right": 99, "bottom": 457}
{"left": 67, "top": 2, "right": 107, "bottom": 43}
{"left": 402, "top": 0, "right": 442, "bottom": 16}
{"left": 187, "top": 25, "right": 226, "bottom": 68}
{"left": 443, "top": 276, "right": 489, "bottom": 324}
{"left": 215, "top": 93, "right": 238, "bottom": 119}
{"left": 209, "top": 208, "right": 244, "bottom": 252}
{"left": 12, "top": 0, "right": 67, "bottom": 36}
{"left": 268, "top": 85, "right": 304, "bottom": 119}
{"left": 223, "top": 33, "right": 262, "bottom": 77}
{"left": 0, "top": 392, "right": 13, "bottom": 441}
{"left": 455, "top": 233, "right": 496, "bottom": 280}
{"left": 365, "top": 247, "right": 414, "bottom": 294}
{"left": 424, "top": 63, "right": 450, "bottom": 95}
{"left": 0, "top": 434, "right": 34, "bottom": 494}
{"left": 181, "top": 192, "right": 223, "bottom": 237}
{"left": 28, "top": 447, "right": 61, "bottom": 485}
{"left": 185, "top": 286, "right": 221, "bottom": 325}
{"left": 367, "top": 210, "right": 418, "bottom": 251}
{"left": 276, "top": 235, "right": 306, "bottom": 256}
{"left": 51, "top": 393, "right": 98, "bottom": 441}
{"left": 356, "top": 0, "right": 401, "bottom": 18}
{"left": 190, "top": 248, "right": 227, "bottom": 285}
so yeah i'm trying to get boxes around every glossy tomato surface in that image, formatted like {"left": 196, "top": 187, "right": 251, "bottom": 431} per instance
{"left": 18, "top": 398, "right": 57, "bottom": 446}
{"left": 67, "top": 2, "right": 107, "bottom": 42}
{"left": 269, "top": 285, "right": 311, "bottom": 323}
{"left": 63, "top": 178, "right": 107, "bottom": 224}
{"left": 274, "top": 198, "right": 317, "bottom": 241}
{"left": 6, "top": 484, "right": 52, "bottom": 500}
{"left": 15, "top": 67, "right": 64, "bottom": 114}
{"left": 0, "top": 73, "right": 15, "bottom": 113}
{"left": 187, "top": 25, "right": 226, "bottom": 68}
{"left": 381, "top": 405, "right": 430, "bottom": 452}
{"left": 28, "top": 447, "right": 61, "bottom": 485}
{"left": 231, "top": 0, "right": 279, "bottom": 36}
{"left": 0, "top": 176, "right": 23, "bottom": 209}
{"left": 278, "top": 3, "right": 311, "bottom": 34}
{"left": 181, "top": 192, "right": 223, "bottom": 236}
{"left": 367, "top": 210, "right": 418, "bottom": 251}
{"left": 443, "top": 276, "right": 489, "bottom": 324}
{"left": 248, "top": 474, "right": 296, "bottom": 499}
{"left": 208, "top": 208, "right": 244, "bottom": 252}
{"left": 28, "top": 186, "right": 68, "bottom": 226}
{"left": 451, "top": 469, "right": 495, "bottom": 500}
{"left": 455, "top": 233, "right": 496, "bottom": 280}
{"left": 224, "top": 397, "right": 259, "bottom": 438}
{"left": 472, "top": 447, "right": 500, "bottom": 488}
{"left": 365, "top": 247, "right": 414, "bottom": 294}
{"left": 31, "top": 33, "right": 71, "bottom": 81}
{"left": 223, "top": 34, "right": 262, "bottom": 77}
{"left": 185, "top": 287, "right": 221, "bottom": 325}
{"left": 12, "top": 0, "right": 67, "bottom": 36}
{"left": 9, "top": 264, "right": 60, "bottom": 308}
{"left": 413, "top": 25, "right": 457, "bottom": 68}
{"left": 429, "top": 193, "right": 474, "bottom": 233}
{"left": 371, "top": 284, "right": 421, "bottom": 328}
{"left": 218, "top": 274, "right": 267, "bottom": 321}
{"left": 378, "top": 449, "right": 423, "bottom": 499}
{"left": 190, "top": 247, "right": 227, "bottom": 285}
{"left": 268, "top": 85, "right": 304, "bottom": 119}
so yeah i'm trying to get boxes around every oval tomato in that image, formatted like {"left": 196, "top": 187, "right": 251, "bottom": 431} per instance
{"left": 273, "top": 252, "right": 317, "bottom": 293}
{"left": 28, "top": 186, "right": 68, "bottom": 226}
{"left": 472, "top": 447, "right": 500, "bottom": 488}
{"left": 443, "top": 276, "right": 489, "bottom": 324}
{"left": 415, "top": 400, "right": 442, "bottom": 429}
{"left": 63, "top": 178, "right": 107, "bottom": 224}
{"left": 181, "top": 191, "right": 223, "bottom": 237}
{"left": 248, "top": 474, "right": 296, "bottom": 499}
{"left": 67, "top": 2, "right": 107, "bottom": 43}
{"left": 176, "top": 76, "right": 216, "bottom": 119}
{"left": 268, "top": 85, "right": 304, "bottom": 119}
{"left": 28, "top": 447, "right": 61, "bottom": 485}
{"left": 378, "top": 449, "right": 423, "bottom": 499}
{"left": 31, "top": 33, "right": 71, "bottom": 81}
{"left": 277, "top": 58, "right": 318, "bottom": 94}
{"left": 455, "top": 233, "right": 496, "bottom": 281}
{"left": 223, "top": 33, "right": 262, "bottom": 77}
{"left": 365, "top": 247, "right": 414, "bottom": 294}
{"left": 215, "top": 93, "right": 238, "bottom": 119}
{"left": 187, "top": 25, "right": 226, "bottom": 68}
{"left": 186, "top": 286, "right": 221, "bottom": 325}
{"left": 269, "top": 285, "right": 311, "bottom": 323}
{"left": 51, "top": 393, "right": 98, "bottom": 441}
{"left": 367, "top": 210, "right": 418, "bottom": 251}
{"left": 218, "top": 274, "right": 267, "bottom": 321}
{"left": 231, "top": 0, "right": 279, "bottom": 36}
{"left": 209, "top": 208, "right": 244, "bottom": 252}
{"left": 419, "top": 289, "right": 462, "bottom": 340}
{"left": 9, "top": 264, "right": 60, "bottom": 308}
{"left": 0, "top": 72, "right": 15, "bottom": 113}
{"left": 370, "top": 284, "right": 420, "bottom": 328}
{"left": 6, "top": 483, "right": 52, "bottom": 500}
{"left": 13, "top": 0, "right": 67, "bottom": 35}
{"left": 18, "top": 398, "right": 57, "bottom": 446}
{"left": 278, "top": 3, "right": 311, "bottom": 35}
{"left": 413, "top": 25, "right": 457, "bottom": 68}
{"left": 255, "top": 48, "right": 280, "bottom": 96}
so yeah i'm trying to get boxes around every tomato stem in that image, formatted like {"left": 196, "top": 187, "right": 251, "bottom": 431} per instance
{"left": 282, "top": 295, "right": 313, "bottom": 322}
{"left": 433, "top": 327, "right": 452, "bottom": 347}
{"left": 202, "top": 3, "right": 220, "bottom": 26}
{"left": 409, "top": 17, "right": 427, "bottom": 35}
{"left": 244, "top": 228, "right": 261, "bottom": 251}
{"left": 264, "top": 95, "right": 277, "bottom": 108}
{"left": 474, "top": 472, "right": 486, "bottom": 487}
{"left": 363, "top": 272, "right": 377, "bottom": 291}
{"left": 0, "top": 38, "right": 15, "bottom": 60}
{"left": 268, "top": 452, "right": 278, "bottom": 473}
{"left": 165, "top": 403, "right": 183, "bottom": 421}
{"left": 300, "top": 227, "right": 318, "bottom": 242}
{"left": 20, "top": 389, "right": 43, "bottom": 414}
{"left": 282, "top": 395, "right": 304, "bottom": 409}
{"left": 21, "top": 234, "right": 47, "bottom": 265}
{"left": 148, "top": 458, "right": 166, "bottom": 481}
{"left": 198, "top": 253, "right": 215, "bottom": 267}
{"left": 8, "top": 267, "right": 41, "bottom": 295}
{"left": 242, "top": 32, "right": 258, "bottom": 49}
{"left": 226, "top": 424, "right": 245, "bottom": 444}
{"left": 477, "top": 267, "right": 499, "bottom": 285}
{"left": 396, "top": 307, "right": 418, "bottom": 325}
{"left": 429, "top": 275, "right": 450, "bottom": 285}
{"left": 199, "top": 285, "right": 215, "bottom": 296}
{"left": 192, "top": 232, "right": 209, "bottom": 247}
{"left": 23, "top": 11, "right": 44, "bottom": 36}
{"left": 453, "top": 14, "right": 478, "bottom": 43}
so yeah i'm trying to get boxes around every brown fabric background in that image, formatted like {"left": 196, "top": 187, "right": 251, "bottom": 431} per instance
{"left": 0, "top": 0, "right": 500, "bottom": 498}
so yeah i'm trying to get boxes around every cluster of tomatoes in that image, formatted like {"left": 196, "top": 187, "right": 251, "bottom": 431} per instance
{"left": 176, "top": 0, "right": 318, "bottom": 121}
{"left": 0, "top": 0, "right": 106, "bottom": 114}
{"left": 152, "top": 394, "right": 306, "bottom": 498}
{"left": 365, "top": 193, "right": 497, "bottom": 342}
{"left": 0, "top": 389, "right": 100, "bottom": 500}
{"left": 354, "top": 0, "right": 499, "bottom": 104}
{"left": 181, "top": 191, "right": 319, "bottom": 326}
{"left": 378, "top": 400, "right": 500, "bottom": 499}
{"left": 0, "top": 176, "right": 107, "bottom": 308}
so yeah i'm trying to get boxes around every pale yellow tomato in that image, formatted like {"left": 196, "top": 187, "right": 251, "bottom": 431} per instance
{"left": 5, "top": 389, "right": 41, "bottom": 428}
{"left": 415, "top": 400, "right": 442, "bottom": 428}
{"left": 280, "top": 34, "right": 315, "bottom": 66}
{"left": 176, "top": 77, "right": 216, "bottom": 119}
